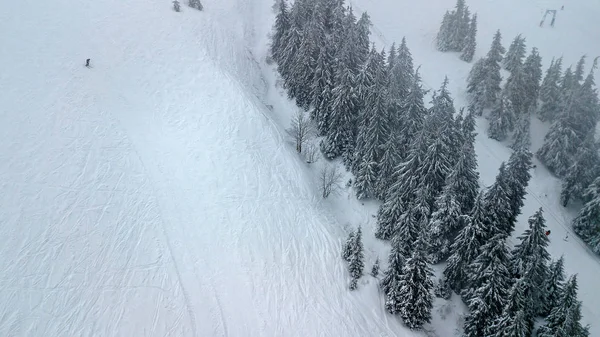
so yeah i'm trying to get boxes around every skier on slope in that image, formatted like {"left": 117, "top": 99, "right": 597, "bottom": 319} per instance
{"left": 85, "top": 59, "right": 90, "bottom": 67}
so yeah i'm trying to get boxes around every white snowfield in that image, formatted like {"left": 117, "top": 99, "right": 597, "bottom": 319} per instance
{"left": 0, "top": 0, "right": 413, "bottom": 336}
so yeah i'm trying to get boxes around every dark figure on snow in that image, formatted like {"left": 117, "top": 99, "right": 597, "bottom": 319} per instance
{"left": 545, "top": 230, "right": 551, "bottom": 236}
{"left": 561, "top": 5, "right": 564, "bottom": 10}
{"left": 85, "top": 59, "right": 90, "bottom": 67}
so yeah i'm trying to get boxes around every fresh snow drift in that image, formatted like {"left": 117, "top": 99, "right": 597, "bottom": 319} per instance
{"left": 0, "top": 0, "right": 413, "bottom": 336}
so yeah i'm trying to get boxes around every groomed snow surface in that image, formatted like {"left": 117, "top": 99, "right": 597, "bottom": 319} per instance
{"left": 0, "top": 0, "right": 598, "bottom": 336}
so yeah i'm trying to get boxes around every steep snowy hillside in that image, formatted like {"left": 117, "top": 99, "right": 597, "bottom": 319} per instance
{"left": 346, "top": 0, "right": 600, "bottom": 334}
{"left": 0, "top": 0, "right": 417, "bottom": 336}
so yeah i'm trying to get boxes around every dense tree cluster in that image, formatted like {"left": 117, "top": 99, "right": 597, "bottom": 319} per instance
{"left": 435, "top": 0, "right": 478, "bottom": 62}
{"left": 271, "top": 0, "right": 591, "bottom": 333}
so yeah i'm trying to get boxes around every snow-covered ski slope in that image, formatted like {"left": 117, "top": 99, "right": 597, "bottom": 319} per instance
{"left": 348, "top": 0, "right": 600, "bottom": 333}
{"left": 0, "top": 0, "right": 418, "bottom": 336}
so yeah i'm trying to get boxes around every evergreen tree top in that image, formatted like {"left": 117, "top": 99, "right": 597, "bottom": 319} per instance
{"left": 487, "top": 30, "right": 506, "bottom": 64}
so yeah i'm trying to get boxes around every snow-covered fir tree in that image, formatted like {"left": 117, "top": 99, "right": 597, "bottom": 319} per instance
{"left": 436, "top": 10, "right": 454, "bottom": 52}
{"left": 572, "top": 177, "right": 600, "bottom": 253}
{"left": 188, "top": 0, "right": 203, "bottom": 10}
{"left": 173, "top": 0, "right": 181, "bottom": 12}
{"left": 460, "top": 13, "right": 477, "bottom": 62}
{"left": 537, "top": 275, "right": 590, "bottom": 337}
{"left": 388, "top": 37, "right": 414, "bottom": 104}
{"left": 466, "top": 58, "right": 487, "bottom": 115}
{"left": 487, "top": 94, "right": 515, "bottom": 141}
{"left": 311, "top": 36, "right": 336, "bottom": 135}
{"left": 397, "top": 68, "right": 428, "bottom": 159}
{"left": 382, "top": 234, "right": 406, "bottom": 313}
{"left": 522, "top": 47, "right": 543, "bottom": 111}
{"left": 348, "top": 226, "right": 365, "bottom": 289}
{"left": 293, "top": 12, "right": 325, "bottom": 109}
{"left": 482, "top": 30, "right": 506, "bottom": 107}
{"left": 510, "top": 112, "right": 531, "bottom": 150}
{"left": 560, "top": 136, "right": 600, "bottom": 206}
{"left": 504, "top": 148, "right": 533, "bottom": 234}
{"left": 375, "top": 128, "right": 428, "bottom": 240}
{"left": 509, "top": 208, "right": 550, "bottom": 316}
{"left": 435, "top": 0, "right": 472, "bottom": 53}
{"left": 503, "top": 34, "right": 526, "bottom": 72}
{"left": 395, "top": 188, "right": 431, "bottom": 257}
{"left": 504, "top": 64, "right": 529, "bottom": 116}
{"left": 450, "top": 136, "right": 479, "bottom": 214}
{"left": 371, "top": 257, "right": 380, "bottom": 277}
{"left": 270, "top": 0, "right": 290, "bottom": 63}
{"left": 376, "top": 130, "right": 402, "bottom": 199}
{"left": 482, "top": 162, "right": 514, "bottom": 236}
{"left": 536, "top": 115, "right": 581, "bottom": 177}
{"left": 489, "top": 277, "right": 533, "bottom": 337}
{"left": 543, "top": 256, "right": 565, "bottom": 315}
{"left": 467, "top": 30, "right": 505, "bottom": 113}
{"left": 342, "top": 229, "right": 356, "bottom": 262}
{"left": 462, "top": 234, "right": 512, "bottom": 337}
{"left": 396, "top": 233, "right": 434, "bottom": 330}
{"left": 539, "top": 58, "right": 563, "bottom": 121}
{"left": 443, "top": 193, "right": 492, "bottom": 293}
{"left": 428, "top": 183, "right": 463, "bottom": 263}
{"left": 354, "top": 49, "right": 389, "bottom": 199}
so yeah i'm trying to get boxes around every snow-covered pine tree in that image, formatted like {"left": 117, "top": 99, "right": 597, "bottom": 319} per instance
{"left": 560, "top": 136, "right": 600, "bottom": 206}
{"left": 342, "top": 229, "right": 356, "bottom": 262}
{"left": 504, "top": 148, "right": 533, "bottom": 233}
{"left": 539, "top": 58, "right": 564, "bottom": 121}
{"left": 270, "top": 0, "right": 290, "bottom": 63}
{"left": 386, "top": 43, "right": 397, "bottom": 73}
{"left": 321, "top": 47, "right": 358, "bottom": 160}
{"left": 436, "top": 10, "right": 455, "bottom": 52}
{"left": 277, "top": 5, "right": 303, "bottom": 92}
{"left": 382, "top": 234, "right": 406, "bottom": 313}
{"left": 450, "top": 139, "right": 479, "bottom": 214}
{"left": 188, "top": 0, "right": 203, "bottom": 11}
{"left": 173, "top": 0, "right": 181, "bottom": 12}
{"left": 503, "top": 34, "right": 526, "bottom": 72}
{"left": 462, "top": 234, "right": 512, "bottom": 337}
{"left": 375, "top": 129, "right": 428, "bottom": 240}
{"left": 482, "top": 30, "right": 506, "bottom": 108}
{"left": 509, "top": 208, "right": 550, "bottom": 316}
{"left": 487, "top": 94, "right": 515, "bottom": 141}
{"left": 397, "top": 68, "right": 427, "bottom": 158}
{"left": 537, "top": 275, "right": 590, "bottom": 337}
{"left": 462, "top": 106, "right": 477, "bottom": 147}
{"left": 293, "top": 13, "right": 324, "bottom": 109}
{"left": 460, "top": 13, "right": 477, "bottom": 63}
{"left": 397, "top": 232, "right": 434, "bottom": 330}
{"left": 443, "top": 193, "right": 491, "bottom": 293}
{"left": 449, "top": 0, "right": 469, "bottom": 51}
{"left": 466, "top": 58, "right": 487, "bottom": 115}
{"left": 428, "top": 179, "right": 462, "bottom": 263}
{"left": 543, "top": 256, "right": 565, "bottom": 315}
{"left": 522, "top": 47, "right": 543, "bottom": 111}
{"left": 353, "top": 48, "right": 389, "bottom": 193}
{"left": 572, "top": 177, "right": 600, "bottom": 253}
{"left": 388, "top": 37, "right": 414, "bottom": 104}
{"left": 311, "top": 36, "right": 336, "bottom": 135}
{"left": 376, "top": 129, "right": 402, "bottom": 199}
{"left": 504, "top": 64, "right": 529, "bottom": 116}
{"left": 371, "top": 257, "right": 380, "bottom": 277}
{"left": 348, "top": 226, "right": 365, "bottom": 289}
{"left": 395, "top": 188, "right": 431, "bottom": 257}
{"left": 354, "top": 12, "right": 372, "bottom": 71}
{"left": 510, "top": 111, "right": 531, "bottom": 150}
{"left": 488, "top": 277, "right": 532, "bottom": 337}
{"left": 536, "top": 115, "right": 581, "bottom": 177}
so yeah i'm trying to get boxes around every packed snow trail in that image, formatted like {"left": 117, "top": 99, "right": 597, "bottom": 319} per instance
{"left": 0, "top": 0, "right": 419, "bottom": 336}
{"left": 350, "top": 0, "right": 600, "bottom": 333}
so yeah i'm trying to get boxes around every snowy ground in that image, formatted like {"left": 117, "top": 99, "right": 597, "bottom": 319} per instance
{"left": 1, "top": 0, "right": 598, "bottom": 336}
{"left": 0, "top": 0, "right": 414, "bottom": 335}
